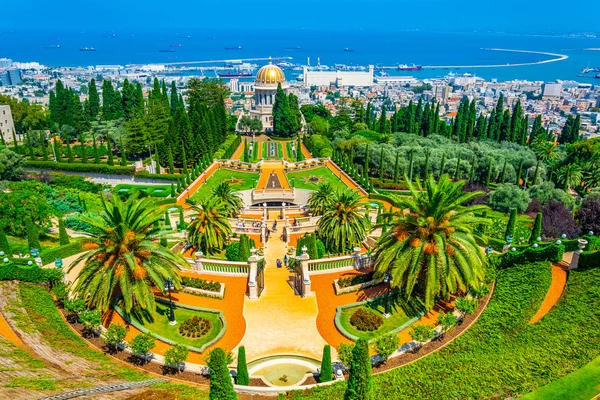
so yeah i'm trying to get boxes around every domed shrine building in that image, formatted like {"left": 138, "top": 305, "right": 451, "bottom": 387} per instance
{"left": 249, "top": 62, "right": 288, "bottom": 133}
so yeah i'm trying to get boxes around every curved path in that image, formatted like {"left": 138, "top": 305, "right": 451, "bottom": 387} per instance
{"left": 529, "top": 263, "right": 568, "bottom": 324}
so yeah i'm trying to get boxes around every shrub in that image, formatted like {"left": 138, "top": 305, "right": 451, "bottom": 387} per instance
{"left": 236, "top": 346, "right": 249, "bottom": 385}
{"left": 164, "top": 344, "right": 189, "bottom": 373}
{"left": 225, "top": 241, "right": 240, "bottom": 261}
{"left": 129, "top": 332, "right": 155, "bottom": 359}
{"left": 0, "top": 229, "right": 11, "bottom": 255}
{"left": 409, "top": 324, "right": 436, "bottom": 344}
{"left": 338, "top": 272, "right": 375, "bottom": 288}
{"left": 542, "top": 200, "right": 578, "bottom": 239}
{"left": 455, "top": 297, "right": 478, "bottom": 315}
{"left": 349, "top": 308, "right": 383, "bottom": 332}
{"left": 320, "top": 344, "right": 333, "bottom": 382}
{"left": 489, "top": 183, "right": 531, "bottom": 213}
{"left": 437, "top": 312, "right": 458, "bottom": 334}
{"left": 79, "top": 308, "right": 102, "bottom": 333}
{"left": 344, "top": 338, "right": 372, "bottom": 400}
{"left": 58, "top": 218, "right": 70, "bottom": 245}
{"left": 40, "top": 240, "right": 83, "bottom": 265}
{"left": 336, "top": 343, "right": 355, "bottom": 369}
{"left": 0, "top": 262, "right": 64, "bottom": 285}
{"left": 104, "top": 324, "right": 127, "bottom": 351}
{"left": 181, "top": 277, "right": 221, "bottom": 292}
{"left": 494, "top": 243, "right": 564, "bottom": 270}
{"left": 133, "top": 171, "right": 181, "bottom": 181}
{"left": 577, "top": 196, "right": 600, "bottom": 235}
{"left": 25, "top": 160, "right": 134, "bottom": 175}
{"left": 374, "top": 333, "right": 400, "bottom": 362}
{"left": 579, "top": 250, "right": 600, "bottom": 269}
{"left": 178, "top": 316, "right": 212, "bottom": 338}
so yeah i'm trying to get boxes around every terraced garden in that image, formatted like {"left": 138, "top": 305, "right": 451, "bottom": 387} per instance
{"left": 286, "top": 167, "right": 349, "bottom": 191}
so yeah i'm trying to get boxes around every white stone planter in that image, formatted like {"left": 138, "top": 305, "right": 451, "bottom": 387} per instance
{"left": 334, "top": 277, "right": 382, "bottom": 295}
{"left": 181, "top": 282, "right": 225, "bottom": 299}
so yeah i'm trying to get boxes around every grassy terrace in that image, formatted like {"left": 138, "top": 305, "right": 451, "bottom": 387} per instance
{"left": 113, "top": 184, "right": 172, "bottom": 198}
{"left": 288, "top": 262, "right": 600, "bottom": 399}
{"left": 262, "top": 141, "right": 283, "bottom": 159}
{"left": 124, "top": 302, "right": 223, "bottom": 349}
{"left": 286, "top": 167, "right": 350, "bottom": 191}
{"left": 188, "top": 168, "right": 259, "bottom": 203}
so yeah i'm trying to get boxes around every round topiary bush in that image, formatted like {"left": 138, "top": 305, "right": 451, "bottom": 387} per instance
{"left": 178, "top": 316, "right": 212, "bottom": 338}
{"left": 349, "top": 308, "right": 383, "bottom": 332}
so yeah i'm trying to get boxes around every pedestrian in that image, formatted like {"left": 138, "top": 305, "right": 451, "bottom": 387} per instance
{"left": 276, "top": 259, "right": 282, "bottom": 268}
{"left": 284, "top": 255, "right": 288, "bottom": 267}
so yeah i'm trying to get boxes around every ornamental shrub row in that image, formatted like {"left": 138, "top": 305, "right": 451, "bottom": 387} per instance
{"left": 25, "top": 160, "right": 135, "bottom": 175}
{"left": 0, "top": 262, "right": 63, "bottom": 285}
{"left": 338, "top": 272, "right": 375, "bottom": 288}
{"left": 133, "top": 171, "right": 181, "bottom": 181}
{"left": 181, "top": 276, "right": 221, "bottom": 292}
{"left": 493, "top": 243, "right": 565, "bottom": 270}
{"left": 39, "top": 240, "right": 83, "bottom": 265}
{"left": 213, "top": 134, "right": 241, "bottom": 160}
{"left": 579, "top": 251, "right": 600, "bottom": 269}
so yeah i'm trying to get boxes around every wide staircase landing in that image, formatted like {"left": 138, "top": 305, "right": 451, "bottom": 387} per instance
{"left": 240, "top": 235, "right": 329, "bottom": 361}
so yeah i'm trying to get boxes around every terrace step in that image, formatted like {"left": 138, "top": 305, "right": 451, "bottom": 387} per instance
{"left": 38, "top": 378, "right": 165, "bottom": 400}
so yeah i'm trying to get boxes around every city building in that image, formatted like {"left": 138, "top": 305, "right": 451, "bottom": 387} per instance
{"left": 303, "top": 65, "right": 374, "bottom": 88}
{"left": 0, "top": 68, "right": 22, "bottom": 86}
{"left": 0, "top": 105, "right": 17, "bottom": 144}
{"left": 543, "top": 82, "right": 562, "bottom": 99}
{"left": 0, "top": 58, "right": 12, "bottom": 69}
{"left": 229, "top": 78, "right": 240, "bottom": 93}
{"left": 249, "top": 63, "right": 288, "bottom": 132}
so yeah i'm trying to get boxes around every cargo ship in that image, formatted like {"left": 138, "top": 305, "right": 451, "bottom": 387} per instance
{"left": 344, "top": 48, "right": 355, "bottom": 52}
{"left": 170, "top": 44, "right": 182, "bottom": 48}
{"left": 225, "top": 46, "right": 243, "bottom": 50}
{"left": 286, "top": 46, "right": 300, "bottom": 50}
{"left": 45, "top": 44, "right": 61, "bottom": 49}
{"left": 217, "top": 70, "right": 252, "bottom": 78}
{"left": 159, "top": 49, "right": 176, "bottom": 52}
{"left": 398, "top": 64, "right": 422, "bottom": 71}
{"left": 80, "top": 47, "right": 96, "bottom": 52}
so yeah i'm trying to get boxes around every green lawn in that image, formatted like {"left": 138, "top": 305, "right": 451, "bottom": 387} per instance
{"left": 338, "top": 295, "right": 423, "bottom": 340}
{"left": 113, "top": 184, "right": 172, "bottom": 198}
{"left": 262, "top": 142, "right": 283, "bottom": 159}
{"left": 285, "top": 142, "right": 296, "bottom": 162}
{"left": 130, "top": 302, "right": 223, "bottom": 349}
{"left": 188, "top": 169, "right": 259, "bottom": 203}
{"left": 522, "top": 355, "right": 600, "bottom": 400}
{"left": 286, "top": 167, "right": 350, "bottom": 191}
{"left": 251, "top": 142, "right": 259, "bottom": 162}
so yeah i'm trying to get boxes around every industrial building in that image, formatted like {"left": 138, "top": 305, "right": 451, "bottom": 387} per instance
{"left": 303, "top": 66, "right": 374, "bottom": 88}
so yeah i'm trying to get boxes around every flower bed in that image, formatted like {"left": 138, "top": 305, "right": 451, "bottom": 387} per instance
{"left": 178, "top": 316, "right": 212, "bottom": 338}
{"left": 349, "top": 308, "right": 383, "bottom": 332}
{"left": 181, "top": 277, "right": 221, "bottom": 292}
{"left": 334, "top": 272, "right": 382, "bottom": 295}
{"left": 338, "top": 272, "right": 375, "bottom": 288}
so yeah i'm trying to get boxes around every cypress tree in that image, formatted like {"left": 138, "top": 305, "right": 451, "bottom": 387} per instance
{"left": 178, "top": 208, "right": 186, "bottom": 230}
{"left": 26, "top": 131, "right": 35, "bottom": 160}
{"left": 499, "top": 159, "right": 507, "bottom": 183}
{"left": 208, "top": 348, "right": 236, "bottom": 400}
{"left": 65, "top": 138, "right": 74, "bottom": 163}
{"left": 0, "top": 228, "right": 11, "bottom": 255}
{"left": 236, "top": 346, "right": 249, "bottom": 386}
{"left": 344, "top": 338, "right": 372, "bottom": 400}
{"left": 469, "top": 156, "right": 476, "bottom": 182}
{"left": 408, "top": 150, "right": 414, "bottom": 182}
{"left": 320, "top": 345, "right": 333, "bottom": 383}
{"left": 505, "top": 208, "right": 518, "bottom": 240}
{"left": 532, "top": 160, "right": 540, "bottom": 186}
{"left": 378, "top": 146, "right": 384, "bottom": 181}
{"left": 176, "top": 178, "right": 182, "bottom": 193}
{"left": 80, "top": 137, "right": 88, "bottom": 164}
{"left": 170, "top": 183, "right": 176, "bottom": 198}
{"left": 58, "top": 218, "right": 70, "bottom": 245}
{"left": 107, "top": 141, "right": 114, "bottom": 166}
{"left": 239, "top": 235, "right": 251, "bottom": 261}
{"left": 424, "top": 151, "right": 430, "bottom": 179}
{"left": 120, "top": 139, "right": 127, "bottom": 166}
{"left": 168, "top": 146, "right": 175, "bottom": 174}
{"left": 485, "top": 158, "right": 493, "bottom": 186}
{"left": 364, "top": 144, "right": 370, "bottom": 178}
{"left": 439, "top": 153, "right": 446, "bottom": 177}
{"left": 39, "top": 132, "right": 49, "bottom": 161}
{"left": 516, "top": 159, "right": 524, "bottom": 186}
{"left": 165, "top": 212, "right": 172, "bottom": 229}
{"left": 182, "top": 144, "right": 188, "bottom": 175}
{"left": 454, "top": 154, "right": 461, "bottom": 180}
{"left": 25, "top": 216, "right": 40, "bottom": 251}
{"left": 88, "top": 78, "right": 100, "bottom": 119}
{"left": 92, "top": 135, "right": 100, "bottom": 164}
{"left": 530, "top": 212, "right": 542, "bottom": 243}
{"left": 393, "top": 151, "right": 400, "bottom": 183}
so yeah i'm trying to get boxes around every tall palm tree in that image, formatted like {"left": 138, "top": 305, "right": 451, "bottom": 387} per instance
{"left": 69, "top": 196, "right": 186, "bottom": 316}
{"left": 557, "top": 163, "right": 582, "bottom": 192}
{"left": 308, "top": 182, "right": 334, "bottom": 216}
{"left": 373, "top": 175, "right": 489, "bottom": 310}
{"left": 532, "top": 139, "right": 558, "bottom": 163}
{"left": 317, "top": 190, "right": 370, "bottom": 252}
{"left": 187, "top": 196, "right": 232, "bottom": 255}
{"left": 211, "top": 181, "right": 243, "bottom": 218}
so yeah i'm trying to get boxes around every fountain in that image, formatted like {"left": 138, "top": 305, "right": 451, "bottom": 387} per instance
{"left": 247, "top": 355, "right": 320, "bottom": 387}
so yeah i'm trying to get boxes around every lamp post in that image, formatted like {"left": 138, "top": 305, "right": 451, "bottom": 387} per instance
{"left": 383, "top": 272, "right": 392, "bottom": 318}
{"left": 164, "top": 279, "right": 176, "bottom": 325}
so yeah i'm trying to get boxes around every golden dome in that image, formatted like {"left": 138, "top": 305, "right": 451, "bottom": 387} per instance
{"left": 255, "top": 63, "right": 285, "bottom": 85}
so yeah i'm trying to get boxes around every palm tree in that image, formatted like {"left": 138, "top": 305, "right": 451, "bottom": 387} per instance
{"left": 585, "top": 163, "right": 600, "bottom": 189}
{"left": 69, "top": 196, "right": 186, "bottom": 316}
{"left": 187, "top": 196, "right": 232, "bottom": 255}
{"left": 373, "top": 175, "right": 489, "bottom": 310}
{"left": 307, "top": 182, "right": 334, "bottom": 216}
{"left": 557, "top": 163, "right": 583, "bottom": 192}
{"left": 532, "top": 140, "right": 558, "bottom": 163}
{"left": 211, "top": 182, "right": 243, "bottom": 218}
{"left": 317, "top": 190, "right": 370, "bottom": 253}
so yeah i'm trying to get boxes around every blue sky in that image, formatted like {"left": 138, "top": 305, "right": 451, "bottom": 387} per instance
{"left": 4, "top": 0, "right": 599, "bottom": 32}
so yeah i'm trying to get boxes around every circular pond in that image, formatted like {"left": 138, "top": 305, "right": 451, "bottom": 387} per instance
{"left": 247, "top": 355, "right": 320, "bottom": 387}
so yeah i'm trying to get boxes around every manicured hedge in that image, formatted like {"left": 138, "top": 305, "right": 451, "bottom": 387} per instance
{"left": 133, "top": 171, "right": 181, "bottom": 181}
{"left": 368, "top": 193, "right": 403, "bottom": 208}
{"left": 0, "top": 262, "right": 63, "bottom": 284}
{"left": 39, "top": 240, "right": 83, "bottom": 265}
{"left": 213, "top": 134, "right": 241, "bottom": 160}
{"left": 494, "top": 243, "right": 564, "bottom": 269}
{"left": 26, "top": 160, "right": 135, "bottom": 175}
{"left": 579, "top": 251, "right": 600, "bottom": 269}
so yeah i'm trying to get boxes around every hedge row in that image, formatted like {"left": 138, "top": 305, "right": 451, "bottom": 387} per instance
{"left": 213, "top": 134, "right": 241, "bottom": 160}
{"left": 368, "top": 193, "right": 403, "bottom": 208}
{"left": 493, "top": 243, "right": 565, "bottom": 269}
{"left": 39, "top": 240, "right": 84, "bottom": 265}
{"left": 26, "top": 161, "right": 135, "bottom": 175}
{"left": 579, "top": 251, "right": 600, "bottom": 269}
{"left": 134, "top": 171, "right": 181, "bottom": 181}
{"left": 0, "top": 262, "right": 63, "bottom": 284}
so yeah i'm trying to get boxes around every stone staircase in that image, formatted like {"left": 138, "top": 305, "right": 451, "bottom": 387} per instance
{"left": 38, "top": 379, "right": 165, "bottom": 400}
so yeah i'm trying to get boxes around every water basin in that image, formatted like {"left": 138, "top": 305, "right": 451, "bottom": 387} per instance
{"left": 247, "top": 355, "right": 320, "bottom": 387}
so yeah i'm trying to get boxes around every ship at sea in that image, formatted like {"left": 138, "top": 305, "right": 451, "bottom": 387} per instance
{"left": 344, "top": 48, "right": 355, "bottom": 52}
{"left": 217, "top": 70, "right": 252, "bottom": 78}
{"left": 159, "top": 49, "right": 176, "bottom": 53}
{"left": 170, "top": 44, "right": 182, "bottom": 48}
{"left": 398, "top": 64, "right": 423, "bottom": 71}
{"left": 45, "top": 44, "right": 61, "bottom": 49}
{"left": 286, "top": 46, "right": 300, "bottom": 50}
{"left": 80, "top": 47, "right": 96, "bottom": 52}
{"left": 225, "top": 46, "right": 243, "bottom": 50}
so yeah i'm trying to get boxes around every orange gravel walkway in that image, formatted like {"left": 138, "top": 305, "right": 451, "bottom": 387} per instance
{"left": 312, "top": 269, "right": 449, "bottom": 351}
{"left": 0, "top": 313, "right": 24, "bottom": 347}
{"left": 301, "top": 142, "right": 312, "bottom": 159}
{"left": 529, "top": 263, "right": 568, "bottom": 324}
{"left": 176, "top": 162, "right": 220, "bottom": 207}
{"left": 280, "top": 141, "right": 288, "bottom": 159}
{"left": 256, "top": 163, "right": 290, "bottom": 190}
{"left": 231, "top": 139, "right": 245, "bottom": 160}
{"left": 104, "top": 272, "right": 248, "bottom": 363}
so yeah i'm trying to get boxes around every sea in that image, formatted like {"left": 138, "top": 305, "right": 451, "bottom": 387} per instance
{"left": 1, "top": 28, "right": 600, "bottom": 84}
